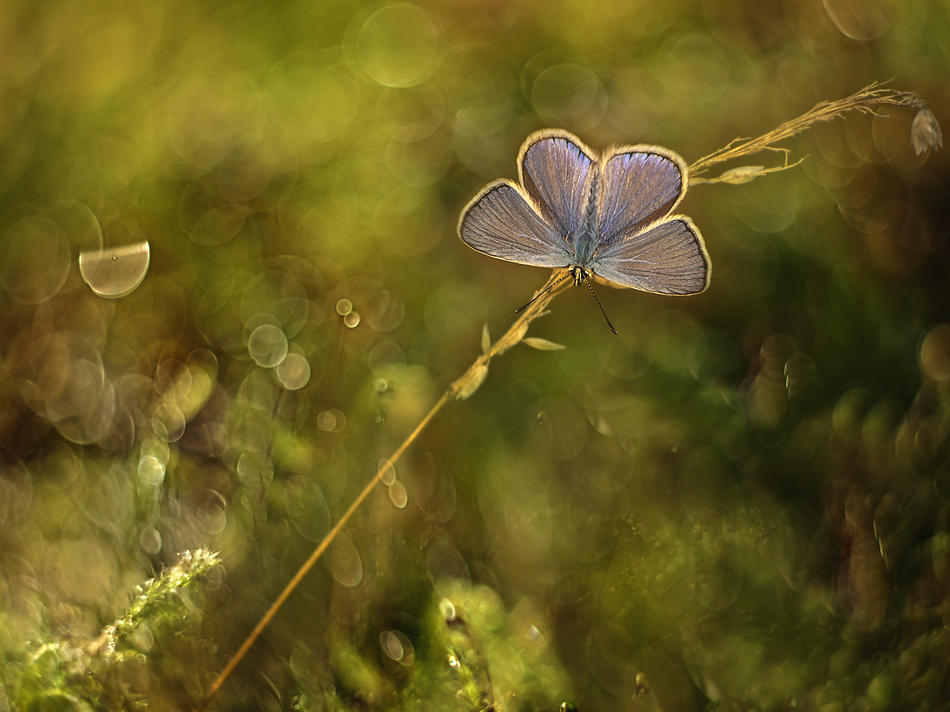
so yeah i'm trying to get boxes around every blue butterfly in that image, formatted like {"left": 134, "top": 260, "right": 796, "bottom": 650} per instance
{"left": 458, "top": 130, "right": 710, "bottom": 329}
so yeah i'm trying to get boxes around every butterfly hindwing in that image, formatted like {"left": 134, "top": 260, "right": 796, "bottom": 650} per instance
{"left": 458, "top": 180, "right": 573, "bottom": 268}
{"left": 589, "top": 216, "right": 710, "bottom": 295}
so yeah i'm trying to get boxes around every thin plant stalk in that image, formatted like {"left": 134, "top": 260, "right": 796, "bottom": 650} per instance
{"left": 195, "top": 272, "right": 571, "bottom": 711}
{"left": 195, "top": 82, "right": 940, "bottom": 710}
{"left": 689, "top": 82, "right": 940, "bottom": 179}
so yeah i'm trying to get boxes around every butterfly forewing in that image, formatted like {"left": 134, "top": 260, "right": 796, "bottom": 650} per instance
{"left": 597, "top": 148, "right": 686, "bottom": 246}
{"left": 458, "top": 180, "right": 573, "bottom": 268}
{"left": 519, "top": 131, "right": 596, "bottom": 239}
{"left": 590, "top": 217, "right": 710, "bottom": 295}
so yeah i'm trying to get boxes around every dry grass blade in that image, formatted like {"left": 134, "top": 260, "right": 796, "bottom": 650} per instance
{"left": 195, "top": 270, "right": 571, "bottom": 710}
{"left": 196, "top": 81, "right": 942, "bottom": 709}
{"left": 689, "top": 83, "right": 939, "bottom": 177}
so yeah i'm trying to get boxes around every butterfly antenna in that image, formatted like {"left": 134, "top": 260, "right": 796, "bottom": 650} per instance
{"left": 583, "top": 276, "right": 618, "bottom": 335}
{"left": 515, "top": 271, "right": 573, "bottom": 313}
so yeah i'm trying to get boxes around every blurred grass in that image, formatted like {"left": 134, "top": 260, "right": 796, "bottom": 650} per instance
{"left": 1, "top": 0, "right": 949, "bottom": 710}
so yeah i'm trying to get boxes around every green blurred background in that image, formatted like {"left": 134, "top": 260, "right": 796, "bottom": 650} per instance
{"left": 1, "top": 0, "right": 949, "bottom": 710}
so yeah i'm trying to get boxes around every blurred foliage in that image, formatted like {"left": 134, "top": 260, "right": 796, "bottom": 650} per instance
{"left": 3, "top": 549, "right": 218, "bottom": 711}
{"left": 1, "top": 0, "right": 949, "bottom": 710}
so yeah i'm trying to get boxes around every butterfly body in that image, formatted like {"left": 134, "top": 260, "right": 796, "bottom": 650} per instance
{"left": 571, "top": 172, "right": 601, "bottom": 270}
{"left": 458, "top": 129, "right": 710, "bottom": 297}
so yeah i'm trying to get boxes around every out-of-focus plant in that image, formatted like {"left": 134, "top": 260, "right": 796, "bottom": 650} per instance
{"left": 4, "top": 549, "right": 219, "bottom": 711}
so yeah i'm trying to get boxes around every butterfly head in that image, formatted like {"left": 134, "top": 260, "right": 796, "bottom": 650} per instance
{"left": 569, "top": 265, "right": 590, "bottom": 287}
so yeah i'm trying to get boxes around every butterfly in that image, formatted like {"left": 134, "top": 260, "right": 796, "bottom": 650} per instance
{"left": 457, "top": 129, "right": 710, "bottom": 330}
